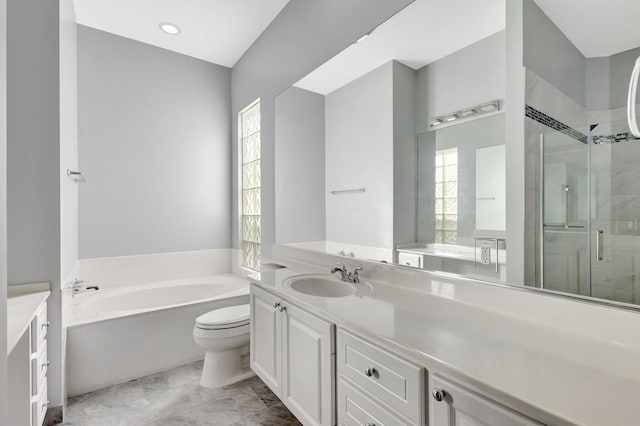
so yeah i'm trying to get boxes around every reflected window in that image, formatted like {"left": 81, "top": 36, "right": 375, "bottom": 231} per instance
{"left": 435, "top": 147, "right": 458, "bottom": 244}
{"left": 240, "top": 100, "right": 261, "bottom": 271}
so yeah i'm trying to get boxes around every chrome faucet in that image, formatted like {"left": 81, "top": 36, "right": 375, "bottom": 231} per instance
{"left": 331, "top": 263, "right": 363, "bottom": 284}
{"left": 69, "top": 279, "right": 100, "bottom": 298}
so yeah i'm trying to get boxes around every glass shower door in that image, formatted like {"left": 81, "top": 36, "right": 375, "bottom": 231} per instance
{"left": 589, "top": 119, "right": 640, "bottom": 304}
{"left": 541, "top": 129, "right": 591, "bottom": 296}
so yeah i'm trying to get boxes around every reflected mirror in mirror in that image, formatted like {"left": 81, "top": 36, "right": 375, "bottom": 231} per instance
{"left": 275, "top": 0, "right": 507, "bottom": 283}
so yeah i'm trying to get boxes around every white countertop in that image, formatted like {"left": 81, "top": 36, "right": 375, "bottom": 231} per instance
{"left": 7, "top": 291, "right": 50, "bottom": 355}
{"left": 398, "top": 243, "right": 507, "bottom": 265}
{"left": 252, "top": 263, "right": 640, "bottom": 426}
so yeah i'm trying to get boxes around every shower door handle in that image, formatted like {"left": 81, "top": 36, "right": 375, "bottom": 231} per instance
{"left": 596, "top": 230, "right": 604, "bottom": 261}
{"left": 627, "top": 57, "right": 640, "bottom": 138}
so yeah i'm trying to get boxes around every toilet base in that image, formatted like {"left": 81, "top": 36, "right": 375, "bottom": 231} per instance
{"left": 199, "top": 344, "right": 254, "bottom": 389}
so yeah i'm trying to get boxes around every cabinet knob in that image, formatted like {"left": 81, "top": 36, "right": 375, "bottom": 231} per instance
{"left": 432, "top": 388, "right": 446, "bottom": 402}
{"left": 364, "top": 367, "right": 377, "bottom": 377}
{"left": 280, "top": 305, "right": 287, "bottom": 312}
{"left": 365, "top": 423, "right": 376, "bottom": 426}
{"left": 273, "top": 302, "right": 280, "bottom": 309}
{"left": 43, "top": 400, "right": 50, "bottom": 408}
{"left": 42, "top": 321, "right": 50, "bottom": 329}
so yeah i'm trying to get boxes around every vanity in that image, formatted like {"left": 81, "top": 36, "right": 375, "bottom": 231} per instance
{"left": 7, "top": 284, "right": 51, "bottom": 426}
{"left": 250, "top": 251, "right": 640, "bottom": 425}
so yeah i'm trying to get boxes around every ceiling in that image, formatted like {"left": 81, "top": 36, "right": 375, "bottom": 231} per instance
{"left": 533, "top": 0, "right": 640, "bottom": 58}
{"left": 73, "top": 0, "right": 290, "bottom": 67}
{"left": 294, "top": 0, "right": 506, "bottom": 95}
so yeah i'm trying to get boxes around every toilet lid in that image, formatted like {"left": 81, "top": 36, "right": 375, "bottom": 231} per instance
{"left": 196, "top": 304, "right": 250, "bottom": 329}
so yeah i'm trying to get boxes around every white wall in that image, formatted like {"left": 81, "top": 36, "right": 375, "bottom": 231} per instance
{"left": 7, "top": 0, "right": 64, "bottom": 409}
{"left": 325, "top": 62, "right": 394, "bottom": 249}
{"left": 275, "top": 87, "right": 326, "bottom": 244}
{"left": 77, "top": 26, "right": 232, "bottom": 259}
{"left": 231, "top": 0, "right": 414, "bottom": 260}
{"left": 0, "top": 0, "right": 7, "bottom": 420}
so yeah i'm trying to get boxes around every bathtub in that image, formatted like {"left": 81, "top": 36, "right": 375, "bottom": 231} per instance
{"left": 66, "top": 274, "right": 249, "bottom": 396}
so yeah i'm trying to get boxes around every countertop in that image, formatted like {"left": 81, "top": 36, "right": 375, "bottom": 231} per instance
{"left": 7, "top": 291, "right": 50, "bottom": 355}
{"left": 252, "top": 263, "right": 640, "bottom": 426}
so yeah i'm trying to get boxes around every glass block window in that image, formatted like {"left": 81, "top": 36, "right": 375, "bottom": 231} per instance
{"left": 241, "top": 100, "right": 261, "bottom": 271}
{"left": 435, "top": 147, "right": 458, "bottom": 244}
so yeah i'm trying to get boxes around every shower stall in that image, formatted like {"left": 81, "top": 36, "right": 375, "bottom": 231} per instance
{"left": 540, "top": 119, "right": 640, "bottom": 304}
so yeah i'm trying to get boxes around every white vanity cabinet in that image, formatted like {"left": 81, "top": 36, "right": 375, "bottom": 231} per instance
{"left": 250, "top": 284, "right": 335, "bottom": 426}
{"left": 429, "top": 375, "right": 542, "bottom": 426}
{"left": 336, "top": 329, "right": 426, "bottom": 426}
{"left": 8, "top": 299, "right": 50, "bottom": 426}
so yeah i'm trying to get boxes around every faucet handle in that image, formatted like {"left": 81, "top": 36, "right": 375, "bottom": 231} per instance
{"left": 349, "top": 265, "right": 363, "bottom": 283}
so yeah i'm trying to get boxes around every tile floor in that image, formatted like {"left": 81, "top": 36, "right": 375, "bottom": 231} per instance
{"left": 62, "top": 361, "right": 302, "bottom": 425}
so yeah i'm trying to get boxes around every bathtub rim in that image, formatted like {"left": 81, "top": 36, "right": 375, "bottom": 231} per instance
{"left": 66, "top": 274, "right": 249, "bottom": 328}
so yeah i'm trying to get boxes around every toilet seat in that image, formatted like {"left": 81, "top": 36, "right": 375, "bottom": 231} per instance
{"left": 195, "top": 304, "right": 250, "bottom": 330}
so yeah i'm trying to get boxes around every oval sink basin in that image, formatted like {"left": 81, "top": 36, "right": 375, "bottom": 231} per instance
{"left": 283, "top": 274, "right": 357, "bottom": 298}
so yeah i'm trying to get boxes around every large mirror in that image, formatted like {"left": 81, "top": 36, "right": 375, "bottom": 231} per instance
{"left": 275, "top": 0, "right": 640, "bottom": 308}
{"left": 275, "top": 0, "right": 508, "bottom": 282}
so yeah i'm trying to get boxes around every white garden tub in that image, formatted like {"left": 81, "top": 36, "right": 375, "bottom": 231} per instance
{"left": 66, "top": 274, "right": 249, "bottom": 396}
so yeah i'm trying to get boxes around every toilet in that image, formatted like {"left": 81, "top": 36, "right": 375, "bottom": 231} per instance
{"left": 193, "top": 303, "right": 253, "bottom": 388}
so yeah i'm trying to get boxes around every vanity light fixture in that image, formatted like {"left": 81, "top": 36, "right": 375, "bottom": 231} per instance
{"left": 159, "top": 22, "right": 181, "bottom": 35}
{"left": 429, "top": 100, "right": 501, "bottom": 129}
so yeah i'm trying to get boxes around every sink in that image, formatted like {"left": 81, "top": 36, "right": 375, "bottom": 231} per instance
{"left": 283, "top": 274, "right": 357, "bottom": 298}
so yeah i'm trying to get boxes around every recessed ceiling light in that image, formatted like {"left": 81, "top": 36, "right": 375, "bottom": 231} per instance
{"left": 159, "top": 22, "right": 181, "bottom": 35}
{"left": 445, "top": 115, "right": 458, "bottom": 122}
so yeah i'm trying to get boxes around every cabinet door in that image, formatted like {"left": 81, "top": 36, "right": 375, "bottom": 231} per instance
{"left": 282, "top": 302, "right": 335, "bottom": 426}
{"left": 431, "top": 375, "right": 541, "bottom": 426}
{"left": 250, "top": 285, "right": 282, "bottom": 396}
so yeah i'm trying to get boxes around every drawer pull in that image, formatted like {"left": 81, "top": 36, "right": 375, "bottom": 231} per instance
{"left": 365, "top": 423, "right": 376, "bottom": 426}
{"left": 432, "top": 388, "right": 446, "bottom": 402}
{"left": 42, "top": 321, "right": 50, "bottom": 329}
{"left": 273, "top": 302, "right": 281, "bottom": 309}
{"left": 280, "top": 305, "right": 287, "bottom": 312}
{"left": 364, "top": 367, "right": 377, "bottom": 377}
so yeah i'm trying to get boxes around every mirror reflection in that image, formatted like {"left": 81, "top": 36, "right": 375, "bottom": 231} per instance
{"left": 275, "top": 0, "right": 640, "bottom": 308}
{"left": 275, "top": 0, "right": 507, "bottom": 281}
{"left": 523, "top": 1, "right": 640, "bottom": 305}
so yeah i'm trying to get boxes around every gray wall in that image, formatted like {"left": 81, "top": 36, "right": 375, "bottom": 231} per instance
{"left": 7, "top": 0, "right": 64, "bottom": 408}
{"left": 325, "top": 62, "right": 394, "bottom": 248}
{"left": 416, "top": 31, "right": 506, "bottom": 134}
{"left": 523, "top": 0, "right": 585, "bottom": 106}
{"left": 60, "top": 0, "right": 77, "bottom": 280}
{"left": 506, "top": 0, "right": 527, "bottom": 285}
{"left": 275, "top": 87, "right": 326, "bottom": 244}
{"left": 0, "top": 0, "right": 6, "bottom": 420}
{"left": 392, "top": 61, "right": 417, "bottom": 247}
{"left": 231, "top": 0, "right": 414, "bottom": 259}
{"left": 586, "top": 47, "right": 640, "bottom": 111}
{"left": 77, "top": 26, "right": 231, "bottom": 258}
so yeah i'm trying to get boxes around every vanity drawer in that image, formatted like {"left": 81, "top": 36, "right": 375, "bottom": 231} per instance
{"left": 338, "top": 377, "right": 412, "bottom": 426}
{"left": 337, "top": 330, "right": 424, "bottom": 424}
{"left": 31, "top": 303, "right": 48, "bottom": 354}
{"left": 398, "top": 252, "right": 422, "bottom": 268}
{"left": 31, "top": 346, "right": 49, "bottom": 396}
{"left": 32, "top": 377, "right": 48, "bottom": 426}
